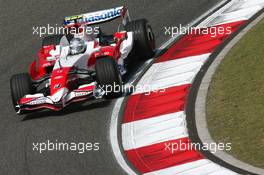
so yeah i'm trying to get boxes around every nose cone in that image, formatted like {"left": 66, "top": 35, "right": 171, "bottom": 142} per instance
{"left": 50, "top": 67, "right": 71, "bottom": 95}
{"left": 51, "top": 88, "right": 68, "bottom": 103}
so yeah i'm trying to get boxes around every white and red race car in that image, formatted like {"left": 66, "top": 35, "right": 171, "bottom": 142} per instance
{"left": 10, "top": 6, "right": 155, "bottom": 114}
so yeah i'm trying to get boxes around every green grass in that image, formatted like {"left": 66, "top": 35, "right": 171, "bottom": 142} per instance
{"left": 207, "top": 18, "right": 264, "bottom": 168}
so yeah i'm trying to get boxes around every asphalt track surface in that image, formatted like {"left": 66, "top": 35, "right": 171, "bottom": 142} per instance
{"left": 0, "top": 0, "right": 221, "bottom": 175}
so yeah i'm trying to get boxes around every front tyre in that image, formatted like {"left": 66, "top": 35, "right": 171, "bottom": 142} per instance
{"left": 95, "top": 57, "right": 123, "bottom": 99}
{"left": 10, "top": 73, "right": 34, "bottom": 112}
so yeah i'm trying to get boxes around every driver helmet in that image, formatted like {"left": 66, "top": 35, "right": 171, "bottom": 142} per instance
{"left": 69, "top": 38, "right": 86, "bottom": 55}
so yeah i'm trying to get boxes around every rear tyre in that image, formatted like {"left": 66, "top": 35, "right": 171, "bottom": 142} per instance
{"left": 125, "top": 19, "right": 155, "bottom": 59}
{"left": 10, "top": 73, "right": 34, "bottom": 112}
{"left": 95, "top": 57, "right": 123, "bottom": 99}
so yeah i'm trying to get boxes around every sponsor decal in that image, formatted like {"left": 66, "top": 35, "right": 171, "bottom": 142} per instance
{"left": 74, "top": 91, "right": 91, "bottom": 97}
{"left": 94, "top": 51, "right": 110, "bottom": 57}
{"left": 54, "top": 75, "right": 63, "bottom": 80}
{"left": 27, "top": 98, "right": 47, "bottom": 105}
{"left": 64, "top": 15, "right": 84, "bottom": 21}
{"left": 42, "top": 62, "right": 53, "bottom": 67}
{"left": 64, "top": 7, "right": 123, "bottom": 25}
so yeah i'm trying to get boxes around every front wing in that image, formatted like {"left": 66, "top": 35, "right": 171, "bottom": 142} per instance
{"left": 16, "top": 83, "right": 104, "bottom": 114}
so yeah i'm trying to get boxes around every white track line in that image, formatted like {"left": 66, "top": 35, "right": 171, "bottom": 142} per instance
{"left": 110, "top": 97, "right": 137, "bottom": 175}
{"left": 143, "top": 159, "right": 237, "bottom": 175}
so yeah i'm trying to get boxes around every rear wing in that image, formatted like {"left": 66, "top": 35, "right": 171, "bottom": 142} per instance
{"left": 63, "top": 6, "right": 130, "bottom": 27}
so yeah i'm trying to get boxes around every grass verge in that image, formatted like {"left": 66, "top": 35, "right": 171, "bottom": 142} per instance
{"left": 207, "top": 18, "right": 264, "bottom": 168}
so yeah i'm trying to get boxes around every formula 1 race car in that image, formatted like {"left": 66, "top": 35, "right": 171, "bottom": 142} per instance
{"left": 10, "top": 6, "right": 155, "bottom": 114}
